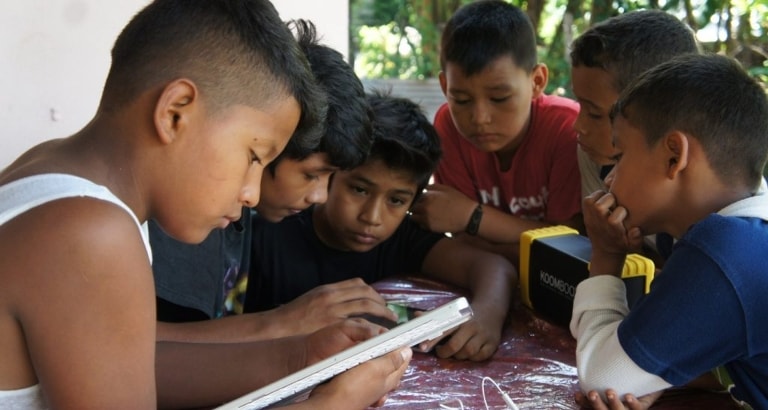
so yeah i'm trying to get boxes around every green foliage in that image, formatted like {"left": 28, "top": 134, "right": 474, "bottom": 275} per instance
{"left": 350, "top": 0, "right": 768, "bottom": 96}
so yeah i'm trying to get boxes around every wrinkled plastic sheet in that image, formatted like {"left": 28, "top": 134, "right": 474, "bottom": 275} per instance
{"left": 372, "top": 277, "right": 739, "bottom": 410}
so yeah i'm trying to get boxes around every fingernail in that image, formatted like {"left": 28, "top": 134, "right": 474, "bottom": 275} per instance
{"left": 401, "top": 348, "right": 413, "bottom": 361}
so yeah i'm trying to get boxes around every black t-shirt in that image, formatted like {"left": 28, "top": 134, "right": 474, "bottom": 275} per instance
{"left": 151, "top": 208, "right": 252, "bottom": 321}
{"left": 244, "top": 207, "right": 445, "bottom": 312}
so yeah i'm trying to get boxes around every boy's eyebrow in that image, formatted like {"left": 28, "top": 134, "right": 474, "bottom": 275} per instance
{"left": 391, "top": 187, "right": 416, "bottom": 197}
{"left": 576, "top": 97, "right": 605, "bottom": 111}
{"left": 348, "top": 174, "right": 416, "bottom": 197}
{"left": 447, "top": 83, "right": 514, "bottom": 96}
{"left": 313, "top": 165, "right": 338, "bottom": 173}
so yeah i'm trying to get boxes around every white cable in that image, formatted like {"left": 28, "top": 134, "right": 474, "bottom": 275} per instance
{"left": 439, "top": 398, "right": 465, "bottom": 410}
{"left": 482, "top": 376, "right": 519, "bottom": 410}
{"left": 439, "top": 376, "right": 519, "bottom": 410}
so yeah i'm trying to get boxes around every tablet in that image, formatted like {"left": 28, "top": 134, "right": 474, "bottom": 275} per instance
{"left": 215, "top": 296, "right": 473, "bottom": 410}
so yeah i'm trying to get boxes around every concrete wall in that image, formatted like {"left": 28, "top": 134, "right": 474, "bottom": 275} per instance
{"left": 0, "top": 0, "right": 348, "bottom": 168}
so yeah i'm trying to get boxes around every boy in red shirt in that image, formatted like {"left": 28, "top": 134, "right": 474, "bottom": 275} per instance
{"left": 411, "top": 0, "right": 581, "bottom": 262}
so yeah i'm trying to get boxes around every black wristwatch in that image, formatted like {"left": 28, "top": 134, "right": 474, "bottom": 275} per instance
{"left": 465, "top": 204, "right": 483, "bottom": 235}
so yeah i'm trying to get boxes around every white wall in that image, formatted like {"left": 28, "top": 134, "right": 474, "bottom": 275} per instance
{"left": 0, "top": 0, "right": 348, "bottom": 169}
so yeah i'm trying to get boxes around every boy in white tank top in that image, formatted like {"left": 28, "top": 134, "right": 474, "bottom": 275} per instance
{"left": 0, "top": 1, "right": 410, "bottom": 409}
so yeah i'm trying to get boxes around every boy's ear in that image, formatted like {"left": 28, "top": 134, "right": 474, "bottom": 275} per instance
{"left": 531, "top": 64, "right": 548, "bottom": 99}
{"left": 154, "top": 79, "right": 198, "bottom": 145}
{"left": 664, "top": 131, "right": 690, "bottom": 179}
{"left": 438, "top": 71, "right": 448, "bottom": 97}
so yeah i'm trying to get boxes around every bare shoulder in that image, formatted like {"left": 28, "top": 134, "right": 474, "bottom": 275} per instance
{"left": 0, "top": 196, "right": 151, "bottom": 299}
{"left": 0, "top": 196, "right": 157, "bottom": 406}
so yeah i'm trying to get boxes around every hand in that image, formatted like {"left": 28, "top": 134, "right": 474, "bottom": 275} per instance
{"left": 306, "top": 347, "right": 412, "bottom": 409}
{"left": 582, "top": 190, "right": 644, "bottom": 257}
{"left": 304, "top": 318, "right": 389, "bottom": 365}
{"left": 410, "top": 184, "right": 477, "bottom": 234}
{"left": 421, "top": 309, "right": 503, "bottom": 361}
{"left": 575, "top": 388, "right": 663, "bottom": 410}
{"left": 273, "top": 278, "right": 398, "bottom": 335}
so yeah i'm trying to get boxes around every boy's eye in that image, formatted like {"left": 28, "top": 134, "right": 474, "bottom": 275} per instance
{"left": 588, "top": 112, "right": 603, "bottom": 120}
{"left": 491, "top": 96, "right": 510, "bottom": 103}
{"left": 450, "top": 95, "right": 470, "bottom": 105}
{"left": 305, "top": 173, "right": 319, "bottom": 181}
{"left": 351, "top": 185, "right": 367, "bottom": 195}
{"left": 610, "top": 153, "right": 623, "bottom": 162}
{"left": 389, "top": 197, "right": 407, "bottom": 206}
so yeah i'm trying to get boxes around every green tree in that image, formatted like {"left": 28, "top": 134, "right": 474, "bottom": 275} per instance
{"left": 350, "top": 0, "right": 768, "bottom": 94}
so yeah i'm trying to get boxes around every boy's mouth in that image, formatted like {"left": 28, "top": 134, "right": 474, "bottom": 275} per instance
{"left": 350, "top": 231, "right": 378, "bottom": 245}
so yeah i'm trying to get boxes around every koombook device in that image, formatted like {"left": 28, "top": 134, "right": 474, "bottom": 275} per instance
{"left": 519, "top": 225, "right": 655, "bottom": 326}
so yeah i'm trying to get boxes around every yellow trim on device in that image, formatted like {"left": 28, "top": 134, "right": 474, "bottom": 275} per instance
{"left": 518, "top": 225, "right": 579, "bottom": 307}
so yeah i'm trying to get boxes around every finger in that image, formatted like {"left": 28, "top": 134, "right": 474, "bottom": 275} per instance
{"left": 431, "top": 326, "right": 464, "bottom": 358}
{"left": 603, "top": 389, "right": 626, "bottom": 410}
{"left": 416, "top": 334, "right": 446, "bottom": 353}
{"left": 341, "top": 318, "right": 389, "bottom": 340}
{"left": 584, "top": 189, "right": 608, "bottom": 205}
{"left": 623, "top": 394, "right": 642, "bottom": 410}
{"left": 341, "top": 298, "right": 399, "bottom": 322}
{"left": 370, "top": 394, "right": 388, "bottom": 408}
{"left": 594, "top": 192, "right": 618, "bottom": 215}
{"left": 574, "top": 391, "right": 589, "bottom": 407}
{"left": 468, "top": 341, "right": 498, "bottom": 362}
{"left": 587, "top": 390, "right": 610, "bottom": 410}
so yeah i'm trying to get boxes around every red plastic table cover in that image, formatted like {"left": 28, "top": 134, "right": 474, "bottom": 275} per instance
{"left": 371, "top": 276, "right": 739, "bottom": 410}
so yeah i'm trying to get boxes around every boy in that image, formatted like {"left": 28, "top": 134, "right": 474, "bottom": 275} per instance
{"left": 570, "top": 54, "right": 768, "bottom": 409}
{"left": 149, "top": 19, "right": 406, "bottom": 408}
{"left": 150, "top": 18, "right": 383, "bottom": 328}
{"left": 246, "top": 92, "right": 517, "bottom": 361}
{"left": 570, "top": 9, "right": 699, "bottom": 198}
{"left": 410, "top": 0, "right": 582, "bottom": 263}
{"left": 0, "top": 2, "right": 408, "bottom": 409}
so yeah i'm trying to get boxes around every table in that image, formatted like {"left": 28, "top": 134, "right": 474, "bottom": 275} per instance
{"left": 372, "top": 276, "right": 739, "bottom": 410}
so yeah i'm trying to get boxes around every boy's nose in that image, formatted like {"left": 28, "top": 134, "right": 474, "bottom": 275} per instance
{"left": 359, "top": 200, "right": 383, "bottom": 225}
{"left": 471, "top": 102, "right": 491, "bottom": 125}
{"left": 306, "top": 183, "right": 328, "bottom": 205}
{"left": 240, "top": 170, "right": 262, "bottom": 208}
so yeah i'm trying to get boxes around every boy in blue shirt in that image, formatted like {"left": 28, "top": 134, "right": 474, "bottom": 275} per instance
{"left": 571, "top": 54, "right": 768, "bottom": 410}
{"left": 246, "top": 92, "right": 517, "bottom": 361}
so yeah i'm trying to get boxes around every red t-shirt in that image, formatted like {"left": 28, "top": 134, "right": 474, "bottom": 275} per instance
{"left": 433, "top": 94, "right": 581, "bottom": 223}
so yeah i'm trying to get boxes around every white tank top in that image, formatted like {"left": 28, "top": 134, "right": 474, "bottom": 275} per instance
{"left": 0, "top": 173, "right": 152, "bottom": 409}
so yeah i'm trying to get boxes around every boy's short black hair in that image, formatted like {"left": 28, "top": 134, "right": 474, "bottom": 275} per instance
{"left": 366, "top": 91, "right": 442, "bottom": 195}
{"left": 440, "top": 0, "right": 537, "bottom": 76}
{"left": 612, "top": 53, "right": 768, "bottom": 190}
{"left": 102, "top": 0, "right": 325, "bottom": 152}
{"left": 268, "top": 19, "right": 373, "bottom": 174}
{"left": 570, "top": 9, "right": 699, "bottom": 92}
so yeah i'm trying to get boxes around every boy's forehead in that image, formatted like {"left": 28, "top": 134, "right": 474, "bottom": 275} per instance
{"left": 444, "top": 55, "right": 529, "bottom": 86}
{"left": 612, "top": 114, "right": 641, "bottom": 145}
{"left": 338, "top": 161, "right": 419, "bottom": 193}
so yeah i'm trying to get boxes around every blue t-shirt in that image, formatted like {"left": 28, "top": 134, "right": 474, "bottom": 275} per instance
{"left": 244, "top": 206, "right": 445, "bottom": 312}
{"left": 618, "top": 214, "right": 768, "bottom": 408}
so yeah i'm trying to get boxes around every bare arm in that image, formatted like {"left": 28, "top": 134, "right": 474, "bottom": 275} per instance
{"left": 418, "top": 237, "right": 517, "bottom": 361}
{"left": 157, "top": 278, "right": 397, "bottom": 343}
{"left": 155, "top": 318, "right": 392, "bottom": 409}
{"left": 3, "top": 200, "right": 156, "bottom": 408}
{"left": 283, "top": 348, "right": 412, "bottom": 410}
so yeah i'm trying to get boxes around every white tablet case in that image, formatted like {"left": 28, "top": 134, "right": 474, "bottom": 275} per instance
{"left": 216, "top": 296, "right": 473, "bottom": 410}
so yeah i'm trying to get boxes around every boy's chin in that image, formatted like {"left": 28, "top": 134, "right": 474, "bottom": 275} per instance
{"left": 343, "top": 241, "right": 378, "bottom": 253}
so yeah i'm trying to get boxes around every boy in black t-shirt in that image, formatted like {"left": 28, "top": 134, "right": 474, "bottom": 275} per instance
{"left": 246, "top": 92, "right": 518, "bottom": 361}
